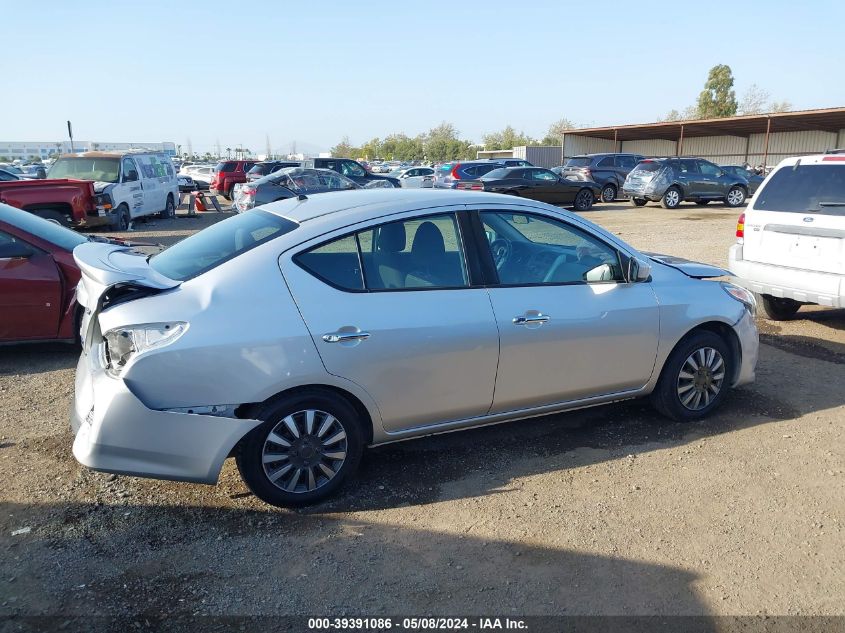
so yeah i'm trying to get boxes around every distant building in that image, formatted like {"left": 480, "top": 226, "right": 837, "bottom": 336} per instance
{"left": 0, "top": 141, "right": 177, "bottom": 161}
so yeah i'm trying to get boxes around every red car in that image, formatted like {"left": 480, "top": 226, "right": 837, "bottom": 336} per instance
{"left": 0, "top": 203, "right": 89, "bottom": 343}
{"left": 210, "top": 160, "right": 257, "bottom": 200}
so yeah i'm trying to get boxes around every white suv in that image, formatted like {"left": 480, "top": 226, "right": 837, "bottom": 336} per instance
{"left": 729, "top": 151, "right": 845, "bottom": 320}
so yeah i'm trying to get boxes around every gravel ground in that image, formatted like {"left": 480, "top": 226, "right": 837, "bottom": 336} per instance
{"left": 1, "top": 198, "right": 843, "bottom": 623}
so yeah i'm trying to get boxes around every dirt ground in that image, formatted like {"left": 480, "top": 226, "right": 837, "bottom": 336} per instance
{"left": 0, "top": 197, "right": 843, "bottom": 624}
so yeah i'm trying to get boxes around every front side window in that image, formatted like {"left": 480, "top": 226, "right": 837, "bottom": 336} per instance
{"left": 697, "top": 160, "right": 721, "bottom": 177}
{"left": 481, "top": 211, "right": 623, "bottom": 285}
{"left": 340, "top": 160, "right": 366, "bottom": 178}
{"left": 296, "top": 213, "right": 469, "bottom": 291}
{"left": 122, "top": 159, "right": 138, "bottom": 181}
{"left": 596, "top": 156, "right": 615, "bottom": 168}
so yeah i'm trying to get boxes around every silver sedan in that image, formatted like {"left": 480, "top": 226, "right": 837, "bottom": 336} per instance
{"left": 388, "top": 166, "right": 435, "bottom": 188}
{"left": 71, "top": 189, "right": 758, "bottom": 507}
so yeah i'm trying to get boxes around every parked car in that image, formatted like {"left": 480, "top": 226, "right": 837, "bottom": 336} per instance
{"left": 388, "top": 166, "right": 435, "bottom": 188}
{"left": 729, "top": 151, "right": 845, "bottom": 320}
{"left": 433, "top": 160, "right": 504, "bottom": 189}
{"left": 301, "top": 158, "right": 399, "bottom": 188}
{"left": 483, "top": 158, "right": 534, "bottom": 168}
{"left": 234, "top": 167, "right": 362, "bottom": 212}
{"left": 720, "top": 165, "right": 765, "bottom": 196}
{"left": 0, "top": 169, "right": 20, "bottom": 181}
{"left": 180, "top": 165, "right": 213, "bottom": 190}
{"left": 0, "top": 175, "right": 112, "bottom": 228}
{"left": 19, "top": 164, "right": 47, "bottom": 179}
{"left": 177, "top": 174, "right": 195, "bottom": 193}
{"left": 623, "top": 158, "right": 749, "bottom": 209}
{"left": 560, "top": 153, "right": 645, "bottom": 202}
{"left": 457, "top": 166, "right": 600, "bottom": 210}
{"left": 49, "top": 151, "right": 180, "bottom": 229}
{"left": 246, "top": 161, "right": 302, "bottom": 182}
{"left": 210, "top": 160, "right": 257, "bottom": 200}
{"left": 70, "top": 189, "right": 758, "bottom": 507}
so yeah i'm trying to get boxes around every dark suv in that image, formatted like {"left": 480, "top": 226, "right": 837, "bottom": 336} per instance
{"left": 246, "top": 160, "right": 302, "bottom": 182}
{"left": 211, "top": 160, "right": 257, "bottom": 199}
{"left": 433, "top": 160, "right": 507, "bottom": 189}
{"left": 301, "top": 158, "right": 400, "bottom": 188}
{"left": 560, "top": 153, "right": 644, "bottom": 202}
{"left": 623, "top": 158, "right": 749, "bottom": 209}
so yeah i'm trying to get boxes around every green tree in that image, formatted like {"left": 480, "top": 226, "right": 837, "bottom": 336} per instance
{"left": 542, "top": 118, "right": 576, "bottom": 144}
{"left": 738, "top": 84, "right": 769, "bottom": 115}
{"left": 330, "top": 136, "right": 359, "bottom": 158}
{"left": 482, "top": 126, "right": 537, "bottom": 150}
{"left": 770, "top": 100, "right": 792, "bottom": 113}
{"left": 423, "top": 122, "right": 475, "bottom": 161}
{"left": 0, "top": 156, "right": 9, "bottom": 162}
{"left": 697, "top": 64, "right": 738, "bottom": 119}
{"left": 660, "top": 105, "right": 699, "bottom": 122}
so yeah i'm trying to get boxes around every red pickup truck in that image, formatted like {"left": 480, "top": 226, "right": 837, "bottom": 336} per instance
{"left": 0, "top": 178, "right": 111, "bottom": 228}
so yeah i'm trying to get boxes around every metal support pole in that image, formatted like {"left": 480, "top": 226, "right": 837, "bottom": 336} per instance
{"left": 762, "top": 116, "right": 772, "bottom": 170}
{"left": 678, "top": 124, "right": 685, "bottom": 156}
{"left": 613, "top": 128, "right": 619, "bottom": 153}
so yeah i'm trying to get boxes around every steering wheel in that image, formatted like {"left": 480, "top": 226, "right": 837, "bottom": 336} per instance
{"left": 490, "top": 239, "right": 512, "bottom": 270}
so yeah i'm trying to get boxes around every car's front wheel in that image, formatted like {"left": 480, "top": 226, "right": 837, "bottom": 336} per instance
{"left": 650, "top": 330, "right": 732, "bottom": 422}
{"left": 601, "top": 183, "right": 617, "bottom": 203}
{"left": 725, "top": 186, "right": 747, "bottom": 208}
{"left": 756, "top": 293, "right": 801, "bottom": 320}
{"left": 236, "top": 389, "right": 365, "bottom": 507}
{"left": 574, "top": 188, "right": 595, "bottom": 211}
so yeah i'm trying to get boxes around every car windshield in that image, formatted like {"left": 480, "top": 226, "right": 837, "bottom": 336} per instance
{"left": 0, "top": 203, "right": 88, "bottom": 251}
{"left": 48, "top": 157, "right": 120, "bottom": 183}
{"left": 755, "top": 164, "right": 845, "bottom": 215}
{"left": 149, "top": 209, "right": 298, "bottom": 281}
{"left": 565, "top": 157, "right": 593, "bottom": 167}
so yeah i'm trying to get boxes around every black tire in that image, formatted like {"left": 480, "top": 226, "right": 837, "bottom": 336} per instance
{"left": 650, "top": 330, "right": 733, "bottom": 422}
{"left": 225, "top": 186, "right": 235, "bottom": 201}
{"left": 236, "top": 389, "right": 365, "bottom": 507}
{"left": 755, "top": 293, "right": 801, "bottom": 320}
{"left": 33, "top": 209, "right": 70, "bottom": 226}
{"left": 162, "top": 194, "right": 176, "bottom": 219}
{"left": 574, "top": 188, "right": 595, "bottom": 211}
{"left": 600, "top": 183, "right": 617, "bottom": 203}
{"left": 114, "top": 205, "right": 130, "bottom": 231}
{"left": 695, "top": 200, "right": 710, "bottom": 206}
{"left": 725, "top": 185, "right": 747, "bottom": 208}
{"left": 630, "top": 197, "right": 648, "bottom": 207}
{"left": 660, "top": 186, "right": 682, "bottom": 209}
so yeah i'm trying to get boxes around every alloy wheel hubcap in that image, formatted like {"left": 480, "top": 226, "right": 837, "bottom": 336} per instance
{"left": 728, "top": 189, "right": 743, "bottom": 204}
{"left": 262, "top": 409, "right": 348, "bottom": 494}
{"left": 666, "top": 190, "right": 679, "bottom": 206}
{"left": 603, "top": 187, "right": 614, "bottom": 201}
{"left": 677, "top": 347, "right": 725, "bottom": 411}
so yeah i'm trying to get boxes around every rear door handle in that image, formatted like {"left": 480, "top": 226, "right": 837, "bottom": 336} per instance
{"left": 322, "top": 331, "right": 370, "bottom": 343}
{"left": 513, "top": 315, "right": 550, "bottom": 325}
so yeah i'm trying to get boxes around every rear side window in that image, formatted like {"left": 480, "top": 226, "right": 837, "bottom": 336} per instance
{"left": 755, "top": 164, "right": 845, "bottom": 214}
{"left": 596, "top": 156, "right": 615, "bottom": 168}
{"left": 150, "top": 209, "right": 297, "bottom": 281}
{"left": 297, "top": 235, "right": 364, "bottom": 290}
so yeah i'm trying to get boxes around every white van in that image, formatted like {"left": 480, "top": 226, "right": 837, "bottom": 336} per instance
{"left": 48, "top": 151, "right": 180, "bottom": 230}
{"left": 729, "top": 151, "right": 845, "bottom": 319}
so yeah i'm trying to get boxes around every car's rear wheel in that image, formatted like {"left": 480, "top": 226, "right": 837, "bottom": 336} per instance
{"left": 574, "top": 188, "right": 595, "bottom": 211}
{"left": 756, "top": 293, "right": 801, "bottom": 320}
{"left": 225, "top": 186, "right": 235, "bottom": 201}
{"left": 661, "top": 186, "right": 682, "bottom": 209}
{"left": 651, "top": 330, "right": 732, "bottom": 422}
{"left": 162, "top": 194, "right": 176, "bottom": 219}
{"left": 236, "top": 390, "right": 365, "bottom": 507}
{"left": 601, "top": 183, "right": 617, "bottom": 203}
{"left": 725, "top": 186, "right": 747, "bottom": 208}
{"left": 630, "top": 197, "right": 648, "bottom": 207}
{"left": 33, "top": 209, "right": 70, "bottom": 226}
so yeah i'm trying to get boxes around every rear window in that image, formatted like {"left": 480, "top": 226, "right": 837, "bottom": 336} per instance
{"left": 466, "top": 164, "right": 500, "bottom": 177}
{"left": 248, "top": 164, "right": 273, "bottom": 176}
{"left": 149, "top": 209, "right": 297, "bottom": 281}
{"left": 632, "top": 160, "right": 664, "bottom": 173}
{"left": 565, "top": 157, "right": 593, "bottom": 168}
{"left": 755, "top": 164, "right": 845, "bottom": 214}
{"left": 215, "top": 162, "right": 236, "bottom": 173}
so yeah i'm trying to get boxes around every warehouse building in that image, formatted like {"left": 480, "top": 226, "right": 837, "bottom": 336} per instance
{"left": 478, "top": 107, "right": 845, "bottom": 169}
{"left": 0, "top": 140, "right": 177, "bottom": 162}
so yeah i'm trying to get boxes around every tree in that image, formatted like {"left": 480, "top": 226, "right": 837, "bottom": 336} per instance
{"left": 331, "top": 136, "right": 358, "bottom": 158}
{"left": 770, "top": 100, "right": 792, "bottom": 113}
{"left": 481, "top": 126, "right": 537, "bottom": 150}
{"left": 739, "top": 84, "right": 770, "bottom": 115}
{"left": 660, "top": 105, "right": 700, "bottom": 122}
{"left": 423, "top": 122, "right": 475, "bottom": 161}
{"left": 225, "top": 147, "right": 232, "bottom": 159}
{"left": 541, "top": 118, "right": 576, "bottom": 144}
{"left": 697, "top": 64, "right": 738, "bottom": 119}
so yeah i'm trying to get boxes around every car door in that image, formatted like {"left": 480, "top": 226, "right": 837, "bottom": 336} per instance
{"left": 338, "top": 159, "right": 369, "bottom": 185}
{"left": 0, "top": 231, "right": 62, "bottom": 342}
{"left": 696, "top": 160, "right": 726, "bottom": 199}
{"left": 118, "top": 157, "right": 144, "bottom": 217}
{"left": 473, "top": 208, "right": 660, "bottom": 413}
{"left": 524, "top": 168, "right": 563, "bottom": 202}
{"left": 280, "top": 210, "right": 500, "bottom": 433}
{"left": 676, "top": 159, "right": 703, "bottom": 197}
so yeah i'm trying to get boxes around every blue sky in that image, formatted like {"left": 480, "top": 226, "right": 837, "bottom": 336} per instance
{"left": 7, "top": 0, "right": 845, "bottom": 153}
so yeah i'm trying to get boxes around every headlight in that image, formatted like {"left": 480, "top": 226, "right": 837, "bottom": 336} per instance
{"left": 103, "top": 322, "right": 188, "bottom": 376}
{"left": 721, "top": 282, "right": 756, "bottom": 316}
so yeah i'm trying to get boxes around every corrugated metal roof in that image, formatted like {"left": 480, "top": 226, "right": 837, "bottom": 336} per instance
{"left": 568, "top": 107, "right": 845, "bottom": 141}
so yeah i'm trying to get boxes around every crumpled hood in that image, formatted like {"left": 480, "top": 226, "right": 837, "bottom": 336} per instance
{"left": 92, "top": 181, "right": 114, "bottom": 194}
{"left": 644, "top": 252, "right": 730, "bottom": 278}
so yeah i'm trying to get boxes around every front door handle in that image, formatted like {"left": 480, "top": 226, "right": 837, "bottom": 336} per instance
{"left": 513, "top": 315, "right": 550, "bottom": 325}
{"left": 322, "top": 331, "right": 370, "bottom": 343}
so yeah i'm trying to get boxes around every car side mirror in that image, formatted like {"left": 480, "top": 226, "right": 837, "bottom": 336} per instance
{"left": 0, "top": 241, "right": 34, "bottom": 259}
{"left": 627, "top": 257, "right": 652, "bottom": 282}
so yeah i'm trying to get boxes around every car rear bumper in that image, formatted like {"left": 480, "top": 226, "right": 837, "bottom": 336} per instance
{"left": 622, "top": 186, "right": 660, "bottom": 201}
{"left": 729, "top": 244, "right": 844, "bottom": 307}
{"left": 71, "top": 351, "right": 262, "bottom": 484}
